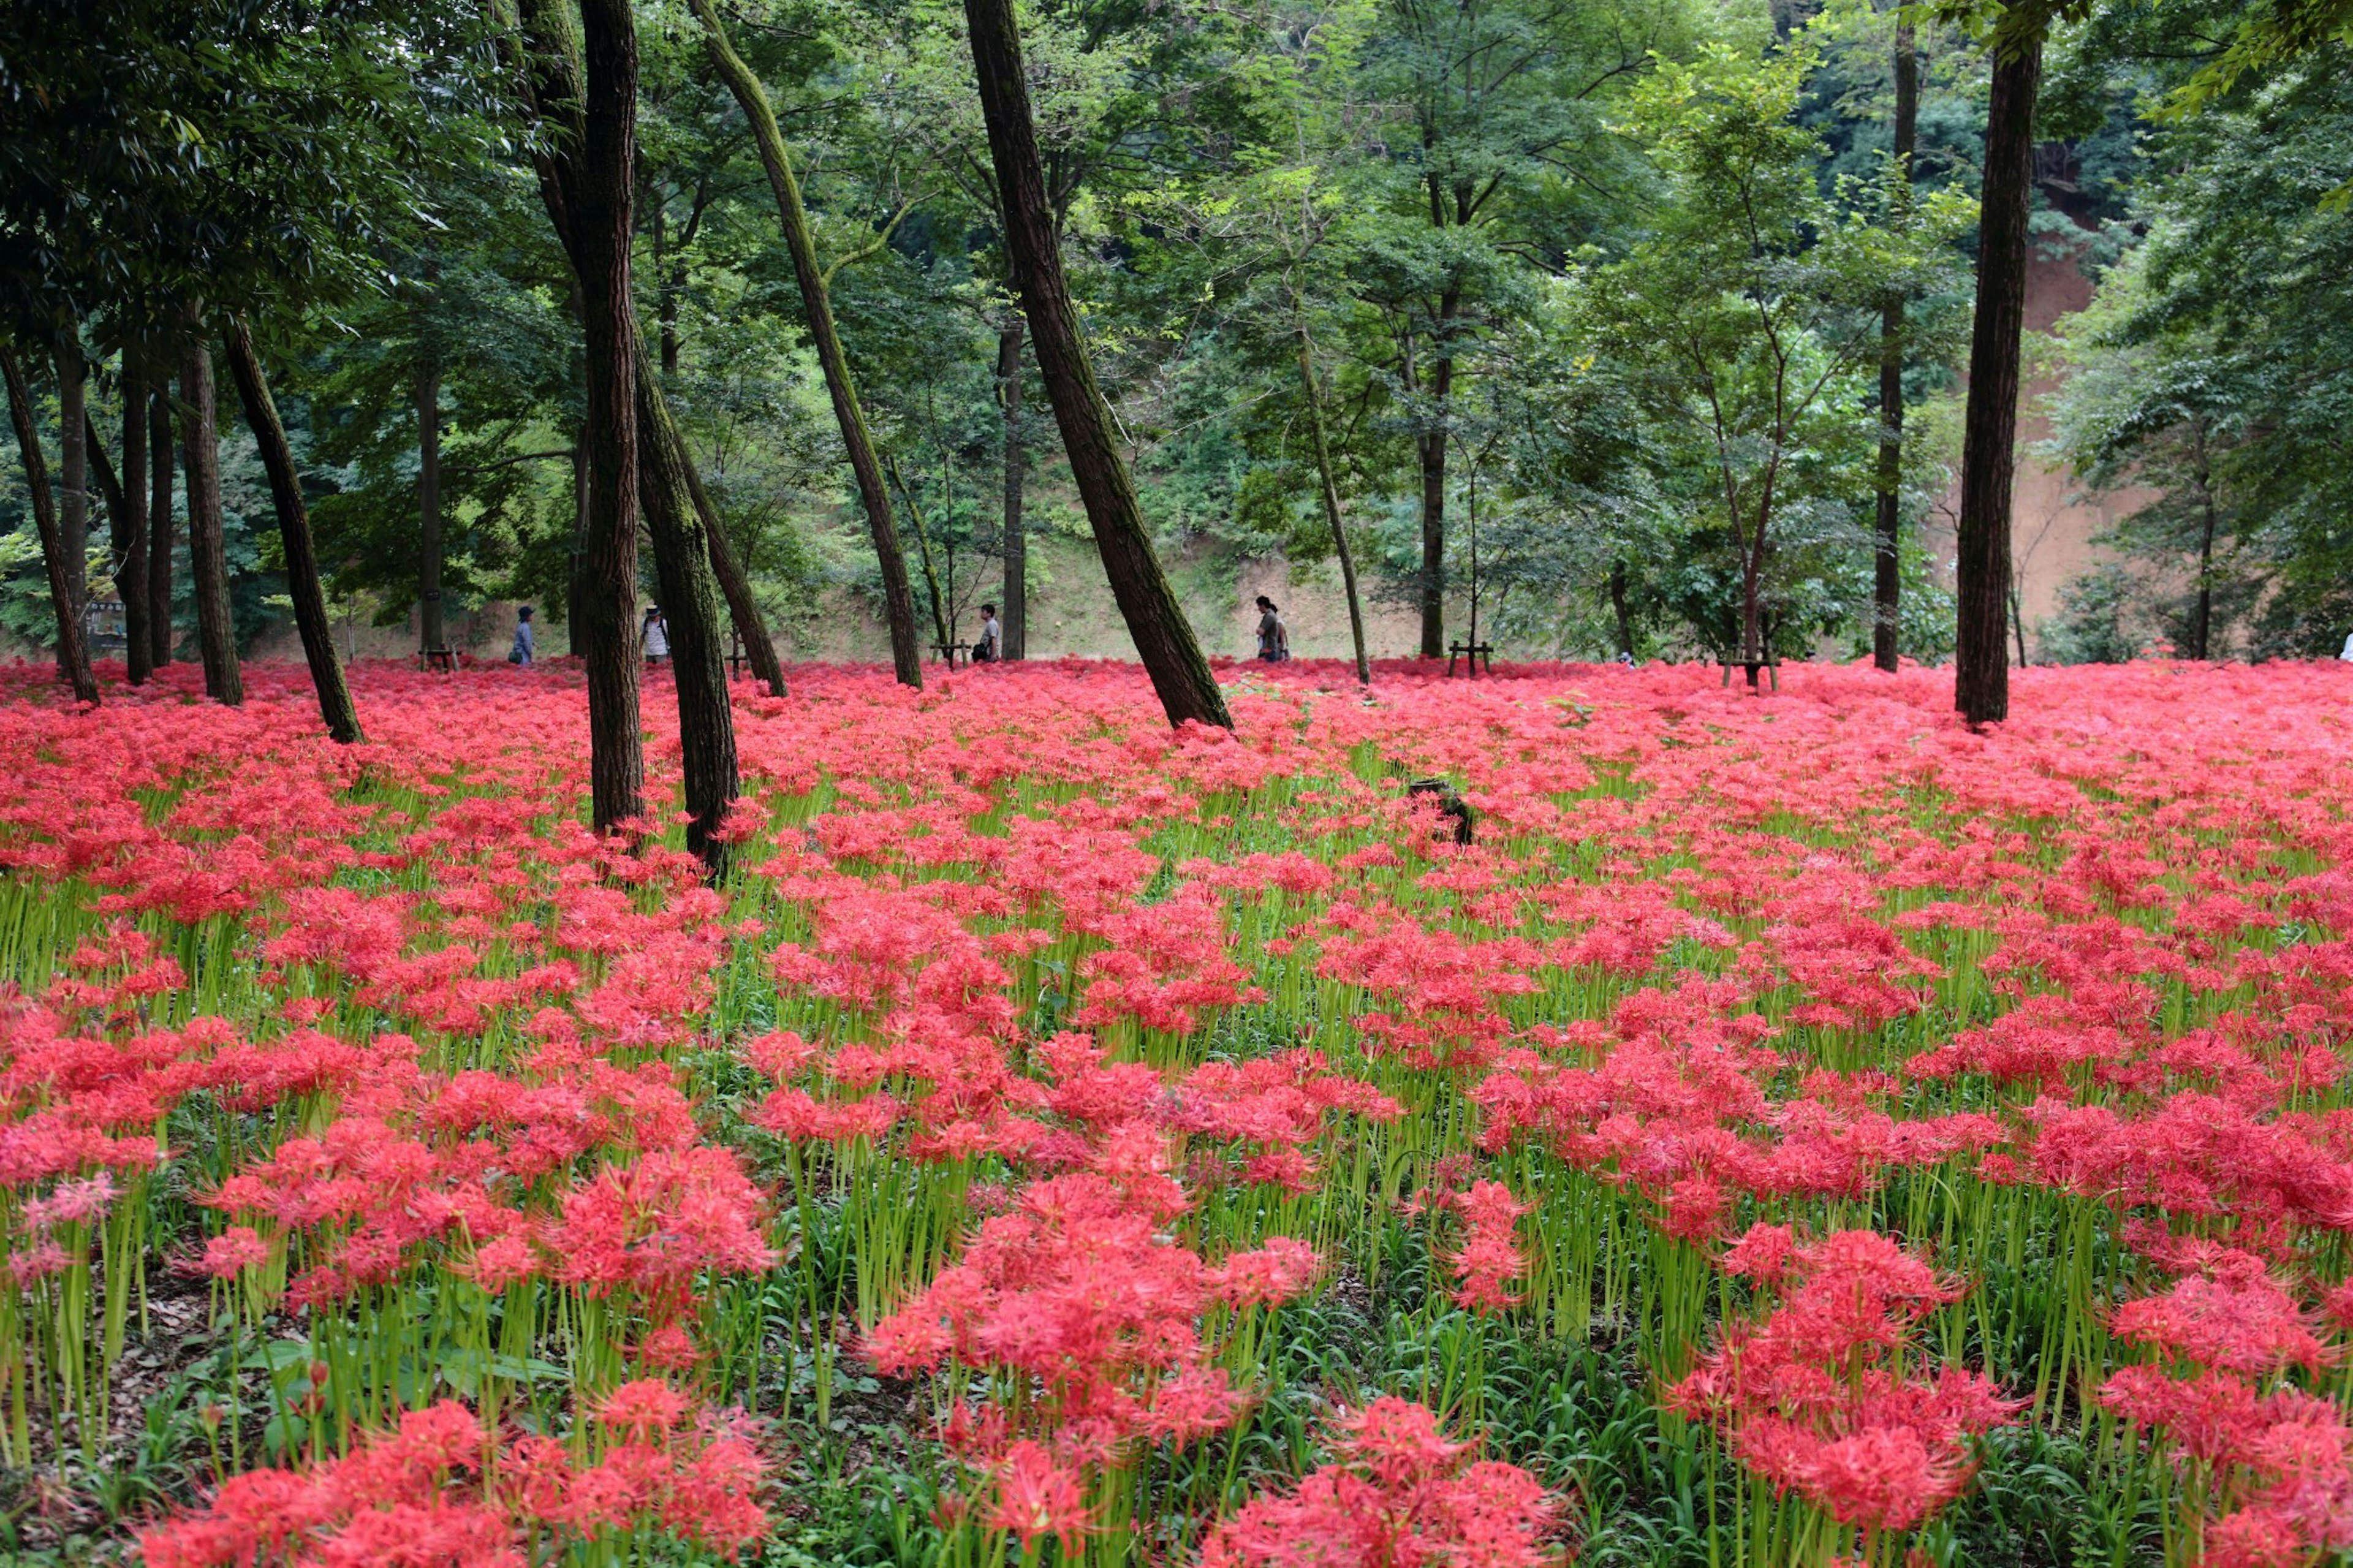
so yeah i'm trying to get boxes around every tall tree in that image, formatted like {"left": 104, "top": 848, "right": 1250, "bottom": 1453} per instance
{"left": 1298, "top": 312, "right": 1371, "bottom": 685}
{"left": 509, "top": 0, "right": 646, "bottom": 835}
{"left": 996, "top": 316, "right": 1026, "bottom": 660}
{"left": 960, "top": 0, "right": 1231, "bottom": 728}
{"left": 222, "top": 317, "right": 364, "bottom": 742}
{"left": 55, "top": 343, "right": 88, "bottom": 657}
{"left": 1953, "top": 7, "right": 2050, "bottom": 726}
{"left": 634, "top": 338, "right": 742, "bottom": 871}
{"left": 108, "top": 365, "right": 154, "bottom": 683}
{"left": 1578, "top": 40, "right": 1965, "bottom": 684}
{"left": 0, "top": 344, "right": 100, "bottom": 703}
{"left": 180, "top": 321, "right": 243, "bottom": 706}
{"left": 1873, "top": 15, "right": 1918, "bottom": 673}
{"left": 692, "top": 0, "right": 924, "bottom": 689}
{"left": 417, "top": 354, "right": 445, "bottom": 656}
{"left": 683, "top": 457, "right": 789, "bottom": 698}
{"left": 146, "top": 383, "right": 175, "bottom": 669}
{"left": 1363, "top": 0, "right": 1680, "bottom": 657}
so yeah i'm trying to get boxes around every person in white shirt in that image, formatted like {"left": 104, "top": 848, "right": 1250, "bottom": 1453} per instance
{"left": 974, "top": 604, "right": 1001, "bottom": 664}
{"left": 2341, "top": 630, "right": 2353, "bottom": 662}
{"left": 642, "top": 605, "right": 670, "bottom": 666}
{"left": 509, "top": 605, "right": 536, "bottom": 665}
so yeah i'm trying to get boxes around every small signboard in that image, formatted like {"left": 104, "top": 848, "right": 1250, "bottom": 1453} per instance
{"left": 83, "top": 598, "right": 127, "bottom": 651}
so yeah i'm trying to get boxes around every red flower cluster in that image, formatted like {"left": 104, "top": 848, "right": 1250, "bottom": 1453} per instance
{"left": 1667, "top": 1227, "right": 2020, "bottom": 1535}
{"left": 1200, "top": 1395, "right": 1561, "bottom": 1567}
{"left": 137, "top": 1381, "right": 763, "bottom": 1568}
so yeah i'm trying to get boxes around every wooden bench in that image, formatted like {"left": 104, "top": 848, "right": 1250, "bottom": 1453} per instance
{"left": 1719, "top": 653, "right": 1781, "bottom": 691}
{"left": 1447, "top": 641, "right": 1494, "bottom": 676}
{"left": 418, "top": 646, "right": 456, "bottom": 674}
{"left": 932, "top": 642, "right": 968, "bottom": 669}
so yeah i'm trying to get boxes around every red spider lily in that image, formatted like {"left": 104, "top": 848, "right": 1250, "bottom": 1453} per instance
{"left": 1198, "top": 1396, "right": 1563, "bottom": 1567}
{"left": 1669, "top": 1227, "right": 2020, "bottom": 1536}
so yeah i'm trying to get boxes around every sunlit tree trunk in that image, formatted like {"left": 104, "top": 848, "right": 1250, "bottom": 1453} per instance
{"left": 223, "top": 317, "right": 363, "bottom": 743}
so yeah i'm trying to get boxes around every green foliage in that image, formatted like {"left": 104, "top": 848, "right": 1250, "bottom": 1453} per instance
{"left": 1566, "top": 34, "right": 1969, "bottom": 660}
{"left": 2041, "top": 561, "right": 2143, "bottom": 665}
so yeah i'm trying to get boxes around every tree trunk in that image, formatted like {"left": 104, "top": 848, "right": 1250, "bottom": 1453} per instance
{"left": 1417, "top": 394, "right": 1449, "bottom": 660}
{"left": 180, "top": 320, "right": 243, "bottom": 706}
{"left": 418, "top": 360, "right": 445, "bottom": 654}
{"left": 1873, "top": 18, "right": 1919, "bottom": 673}
{"left": 222, "top": 317, "right": 364, "bottom": 743}
{"left": 635, "top": 342, "right": 740, "bottom": 872}
{"left": 147, "top": 384, "right": 176, "bottom": 668}
{"left": 691, "top": 0, "right": 923, "bottom": 689}
{"left": 56, "top": 347, "right": 88, "bottom": 668}
{"left": 102, "top": 370, "right": 153, "bottom": 684}
{"left": 680, "top": 442, "right": 787, "bottom": 695}
{"left": 960, "top": 0, "right": 1231, "bottom": 728}
{"left": 1953, "top": 26, "right": 2042, "bottom": 728}
{"left": 1297, "top": 320, "right": 1368, "bottom": 685}
{"left": 1, "top": 346, "right": 100, "bottom": 704}
{"left": 512, "top": 0, "right": 647, "bottom": 836}
{"left": 84, "top": 409, "right": 131, "bottom": 673}
{"left": 1610, "top": 560, "right": 1634, "bottom": 659}
{"left": 888, "top": 454, "right": 953, "bottom": 649}
{"left": 997, "top": 317, "right": 1026, "bottom": 659}
{"left": 2191, "top": 423, "right": 2216, "bottom": 662}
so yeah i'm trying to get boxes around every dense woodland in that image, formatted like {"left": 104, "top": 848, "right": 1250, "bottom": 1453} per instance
{"left": 1, "top": 0, "right": 2348, "bottom": 729}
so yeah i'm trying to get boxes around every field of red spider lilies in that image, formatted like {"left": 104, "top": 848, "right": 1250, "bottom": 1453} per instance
{"left": 2, "top": 654, "right": 2351, "bottom": 1568}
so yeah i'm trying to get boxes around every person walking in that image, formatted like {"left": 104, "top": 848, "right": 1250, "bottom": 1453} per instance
{"left": 1254, "top": 595, "right": 1290, "bottom": 663}
{"left": 642, "top": 605, "right": 670, "bottom": 667}
{"left": 508, "top": 605, "right": 536, "bottom": 666}
{"left": 974, "top": 603, "right": 1001, "bottom": 664}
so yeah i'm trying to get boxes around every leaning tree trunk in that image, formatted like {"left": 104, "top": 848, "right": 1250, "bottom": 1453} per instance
{"left": 107, "top": 367, "right": 153, "bottom": 684}
{"left": 180, "top": 319, "right": 243, "bottom": 706}
{"left": 512, "top": 0, "right": 646, "bottom": 835}
{"left": 887, "top": 454, "right": 953, "bottom": 650}
{"left": 691, "top": 0, "right": 923, "bottom": 689}
{"left": 997, "top": 316, "right": 1027, "bottom": 659}
{"left": 1874, "top": 16, "right": 1919, "bottom": 673}
{"left": 1954, "top": 25, "right": 2043, "bottom": 728}
{"left": 147, "top": 383, "right": 176, "bottom": 668}
{"left": 417, "top": 359, "right": 445, "bottom": 656}
{"left": 961, "top": 0, "right": 1231, "bottom": 727}
{"left": 679, "top": 447, "right": 788, "bottom": 696}
{"left": 635, "top": 343, "right": 741, "bottom": 873}
{"left": 1297, "top": 318, "right": 1368, "bottom": 686}
{"left": 1, "top": 346, "right": 100, "bottom": 704}
{"left": 223, "top": 318, "right": 364, "bottom": 743}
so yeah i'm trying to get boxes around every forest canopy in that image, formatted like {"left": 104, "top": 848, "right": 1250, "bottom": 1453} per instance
{"left": 1, "top": 0, "right": 2347, "bottom": 689}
